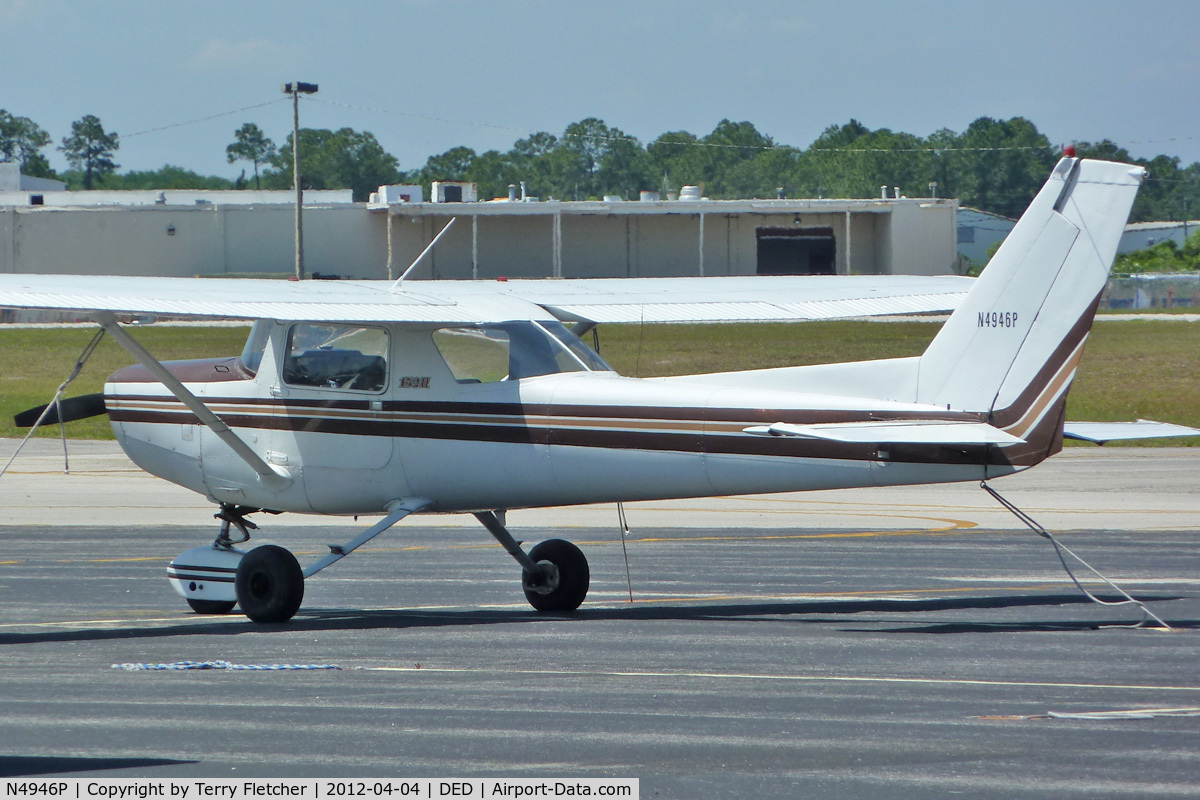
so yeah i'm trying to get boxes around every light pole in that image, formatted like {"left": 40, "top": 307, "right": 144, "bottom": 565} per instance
{"left": 283, "top": 81, "right": 318, "bottom": 280}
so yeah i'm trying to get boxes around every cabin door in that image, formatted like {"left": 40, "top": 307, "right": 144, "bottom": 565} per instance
{"left": 271, "top": 322, "right": 401, "bottom": 514}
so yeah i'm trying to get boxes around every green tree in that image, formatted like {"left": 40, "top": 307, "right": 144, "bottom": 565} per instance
{"left": 512, "top": 131, "right": 558, "bottom": 158}
{"left": 418, "top": 145, "right": 477, "bottom": 182}
{"left": 267, "top": 127, "right": 401, "bottom": 201}
{"left": 796, "top": 120, "right": 944, "bottom": 200}
{"left": 561, "top": 118, "right": 613, "bottom": 176}
{"left": 647, "top": 130, "right": 704, "bottom": 192}
{"left": 595, "top": 126, "right": 653, "bottom": 199}
{"left": 0, "top": 110, "right": 52, "bottom": 172}
{"left": 559, "top": 118, "right": 619, "bottom": 198}
{"left": 465, "top": 149, "right": 525, "bottom": 200}
{"left": 20, "top": 152, "right": 57, "bottom": 179}
{"left": 1113, "top": 230, "right": 1200, "bottom": 273}
{"left": 225, "top": 123, "right": 276, "bottom": 189}
{"left": 102, "top": 165, "right": 234, "bottom": 190}
{"left": 59, "top": 114, "right": 119, "bottom": 189}
{"left": 950, "top": 117, "right": 1056, "bottom": 218}
{"left": 699, "top": 119, "right": 775, "bottom": 197}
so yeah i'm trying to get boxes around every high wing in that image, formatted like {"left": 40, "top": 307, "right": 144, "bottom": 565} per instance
{"left": 0, "top": 273, "right": 972, "bottom": 324}
{"left": 418, "top": 274, "right": 974, "bottom": 324}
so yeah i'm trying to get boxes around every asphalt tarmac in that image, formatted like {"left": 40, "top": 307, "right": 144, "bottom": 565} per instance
{"left": 1, "top": 442, "right": 1198, "bottom": 798}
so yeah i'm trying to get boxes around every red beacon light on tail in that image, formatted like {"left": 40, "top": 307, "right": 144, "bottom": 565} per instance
{"left": 1063, "top": 144, "right": 1077, "bottom": 158}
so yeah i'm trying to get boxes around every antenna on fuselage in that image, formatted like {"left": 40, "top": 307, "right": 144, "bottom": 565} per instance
{"left": 391, "top": 217, "right": 456, "bottom": 291}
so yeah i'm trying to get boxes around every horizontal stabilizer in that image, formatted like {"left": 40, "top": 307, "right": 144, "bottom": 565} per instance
{"left": 1062, "top": 420, "right": 1200, "bottom": 444}
{"left": 743, "top": 420, "right": 1025, "bottom": 446}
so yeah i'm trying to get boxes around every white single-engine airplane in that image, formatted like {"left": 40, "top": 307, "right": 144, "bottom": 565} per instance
{"left": 2, "top": 157, "right": 1190, "bottom": 623}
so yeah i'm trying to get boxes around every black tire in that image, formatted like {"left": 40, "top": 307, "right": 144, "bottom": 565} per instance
{"left": 186, "top": 598, "right": 237, "bottom": 615}
{"left": 235, "top": 545, "right": 304, "bottom": 623}
{"left": 522, "top": 539, "right": 589, "bottom": 612}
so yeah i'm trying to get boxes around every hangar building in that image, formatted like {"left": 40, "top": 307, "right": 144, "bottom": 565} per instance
{"left": 0, "top": 179, "right": 962, "bottom": 279}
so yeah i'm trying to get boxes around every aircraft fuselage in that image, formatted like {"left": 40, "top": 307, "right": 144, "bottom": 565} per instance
{"left": 105, "top": 319, "right": 1019, "bottom": 517}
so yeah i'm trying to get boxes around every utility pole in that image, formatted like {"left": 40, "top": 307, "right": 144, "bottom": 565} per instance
{"left": 283, "top": 81, "right": 318, "bottom": 280}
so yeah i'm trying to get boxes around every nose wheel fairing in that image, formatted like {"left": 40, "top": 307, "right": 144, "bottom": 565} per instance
{"left": 167, "top": 544, "right": 243, "bottom": 608}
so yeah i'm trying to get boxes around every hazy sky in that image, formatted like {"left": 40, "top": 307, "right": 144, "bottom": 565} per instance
{"left": 4, "top": 0, "right": 1198, "bottom": 180}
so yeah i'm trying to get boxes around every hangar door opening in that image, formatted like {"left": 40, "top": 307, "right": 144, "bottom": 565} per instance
{"left": 756, "top": 227, "right": 836, "bottom": 275}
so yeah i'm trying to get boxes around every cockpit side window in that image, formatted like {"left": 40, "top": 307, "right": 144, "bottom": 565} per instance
{"left": 282, "top": 323, "right": 389, "bottom": 392}
{"left": 432, "top": 327, "right": 510, "bottom": 384}
{"left": 431, "top": 321, "right": 614, "bottom": 384}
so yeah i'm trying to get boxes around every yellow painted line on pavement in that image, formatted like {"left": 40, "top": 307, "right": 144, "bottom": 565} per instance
{"left": 359, "top": 664, "right": 1200, "bottom": 694}
{"left": 10, "top": 517, "right": 984, "bottom": 565}
{"left": 622, "top": 582, "right": 1071, "bottom": 605}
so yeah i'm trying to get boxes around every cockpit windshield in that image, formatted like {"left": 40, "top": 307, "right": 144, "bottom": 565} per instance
{"left": 239, "top": 320, "right": 273, "bottom": 375}
{"left": 432, "top": 320, "right": 614, "bottom": 384}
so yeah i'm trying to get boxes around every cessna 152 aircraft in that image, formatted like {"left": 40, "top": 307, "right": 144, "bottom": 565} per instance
{"left": 2, "top": 157, "right": 1189, "bottom": 623}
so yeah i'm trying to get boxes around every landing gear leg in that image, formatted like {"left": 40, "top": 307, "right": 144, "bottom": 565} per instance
{"left": 474, "top": 511, "right": 590, "bottom": 612}
{"left": 214, "top": 504, "right": 258, "bottom": 549}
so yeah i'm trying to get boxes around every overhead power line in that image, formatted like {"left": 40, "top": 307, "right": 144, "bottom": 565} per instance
{"left": 123, "top": 99, "right": 286, "bottom": 140}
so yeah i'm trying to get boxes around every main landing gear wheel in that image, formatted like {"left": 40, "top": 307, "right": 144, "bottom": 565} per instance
{"left": 235, "top": 545, "right": 304, "bottom": 623}
{"left": 186, "top": 598, "right": 237, "bottom": 615}
{"left": 522, "top": 539, "right": 590, "bottom": 612}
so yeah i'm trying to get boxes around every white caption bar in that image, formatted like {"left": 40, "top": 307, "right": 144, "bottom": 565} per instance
{"left": 1, "top": 779, "right": 638, "bottom": 800}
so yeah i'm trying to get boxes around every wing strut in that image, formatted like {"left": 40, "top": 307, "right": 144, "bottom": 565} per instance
{"left": 94, "top": 313, "right": 292, "bottom": 491}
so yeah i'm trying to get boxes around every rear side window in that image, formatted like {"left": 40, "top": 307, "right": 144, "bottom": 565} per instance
{"left": 282, "top": 324, "right": 389, "bottom": 392}
{"left": 431, "top": 321, "right": 614, "bottom": 384}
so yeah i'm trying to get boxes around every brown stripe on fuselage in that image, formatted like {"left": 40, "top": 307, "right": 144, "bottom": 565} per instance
{"left": 108, "top": 392, "right": 986, "bottom": 428}
{"left": 107, "top": 397, "right": 995, "bottom": 467}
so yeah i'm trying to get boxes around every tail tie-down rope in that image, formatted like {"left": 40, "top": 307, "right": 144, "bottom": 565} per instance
{"left": 981, "top": 481, "right": 1172, "bottom": 631}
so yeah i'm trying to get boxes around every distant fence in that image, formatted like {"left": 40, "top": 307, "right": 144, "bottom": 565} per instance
{"left": 1104, "top": 273, "right": 1200, "bottom": 310}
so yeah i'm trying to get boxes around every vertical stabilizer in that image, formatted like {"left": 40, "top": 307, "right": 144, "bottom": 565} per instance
{"left": 916, "top": 158, "right": 1145, "bottom": 452}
